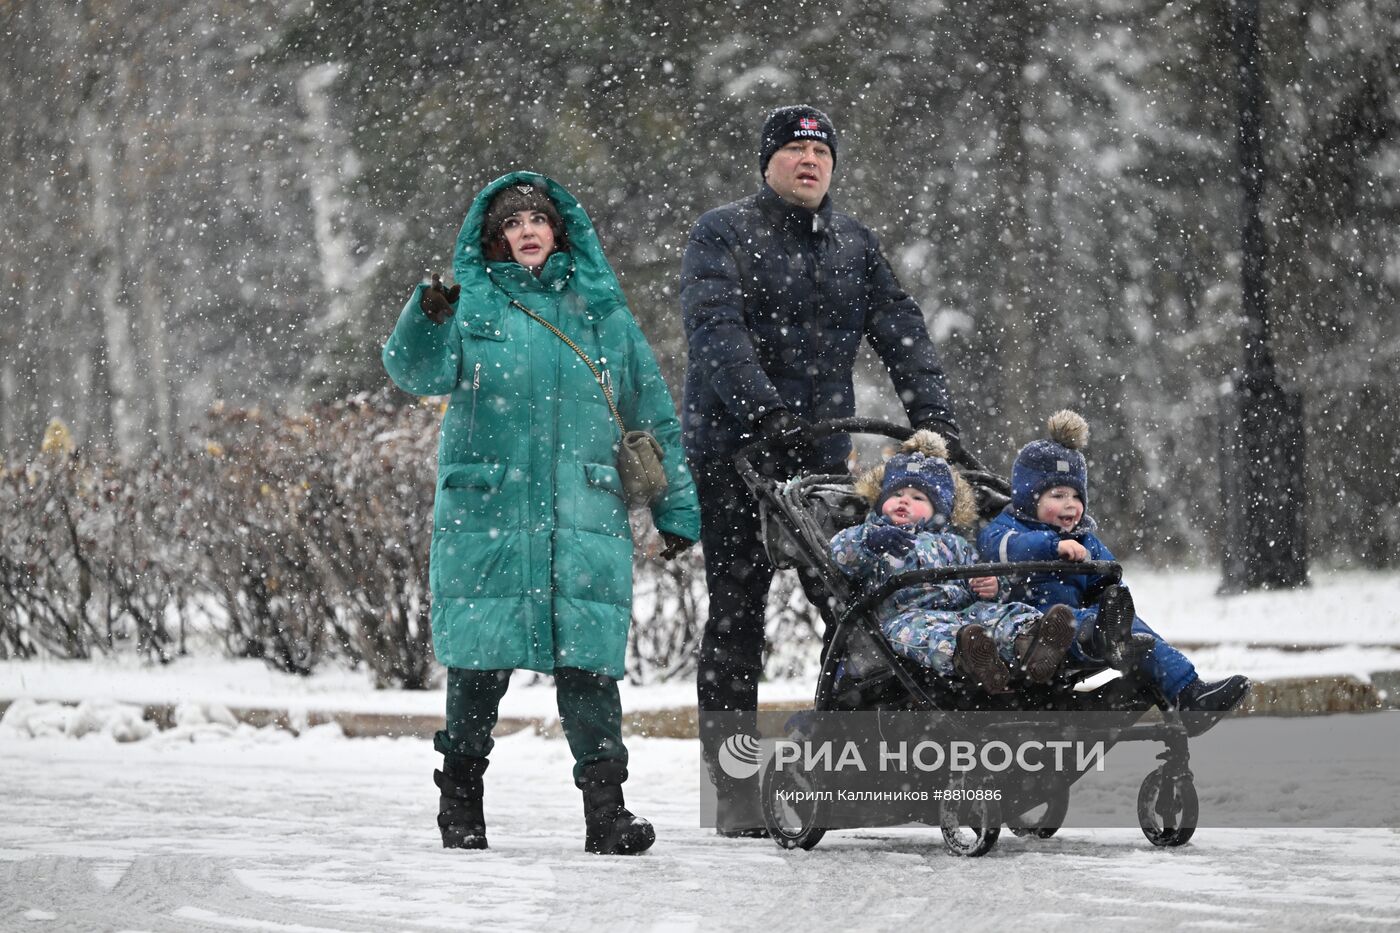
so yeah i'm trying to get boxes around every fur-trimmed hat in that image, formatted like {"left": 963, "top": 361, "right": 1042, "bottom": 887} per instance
{"left": 855, "top": 430, "right": 978, "bottom": 527}
{"left": 759, "top": 105, "right": 838, "bottom": 176}
{"left": 481, "top": 182, "right": 565, "bottom": 260}
{"left": 1011, "top": 410, "right": 1090, "bottom": 517}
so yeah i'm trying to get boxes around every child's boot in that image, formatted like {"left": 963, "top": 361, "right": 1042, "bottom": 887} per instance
{"left": 435, "top": 756, "right": 488, "bottom": 849}
{"left": 1174, "top": 675, "right": 1251, "bottom": 736}
{"left": 1014, "top": 604, "right": 1076, "bottom": 684}
{"left": 580, "top": 761, "right": 655, "bottom": 855}
{"left": 954, "top": 624, "right": 1012, "bottom": 693}
{"left": 1082, "top": 584, "right": 1147, "bottom": 670}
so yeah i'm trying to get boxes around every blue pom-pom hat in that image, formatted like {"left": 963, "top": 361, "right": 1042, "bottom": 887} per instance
{"left": 855, "top": 430, "right": 976, "bottom": 527}
{"left": 1010, "top": 410, "right": 1090, "bottom": 518}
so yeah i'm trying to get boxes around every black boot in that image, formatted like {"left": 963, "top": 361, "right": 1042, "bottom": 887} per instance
{"left": 580, "top": 762, "right": 655, "bottom": 855}
{"left": 435, "top": 757, "right": 488, "bottom": 850}
{"left": 1175, "top": 674, "right": 1251, "bottom": 736}
{"left": 707, "top": 756, "right": 770, "bottom": 839}
{"left": 1082, "top": 585, "right": 1146, "bottom": 671}
{"left": 1176, "top": 674, "right": 1251, "bottom": 713}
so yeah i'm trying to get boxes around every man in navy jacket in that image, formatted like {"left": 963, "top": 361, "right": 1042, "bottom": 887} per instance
{"left": 680, "top": 106, "right": 964, "bottom": 831}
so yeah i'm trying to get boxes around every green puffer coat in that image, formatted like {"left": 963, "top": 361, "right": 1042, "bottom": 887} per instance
{"left": 382, "top": 171, "right": 700, "bottom": 678}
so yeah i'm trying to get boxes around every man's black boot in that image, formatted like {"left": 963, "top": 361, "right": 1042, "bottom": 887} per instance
{"left": 580, "top": 762, "right": 655, "bottom": 855}
{"left": 705, "top": 747, "right": 771, "bottom": 838}
{"left": 435, "top": 756, "right": 488, "bottom": 850}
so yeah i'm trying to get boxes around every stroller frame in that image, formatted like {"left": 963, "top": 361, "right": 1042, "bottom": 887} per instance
{"left": 734, "top": 418, "right": 1201, "bottom": 856}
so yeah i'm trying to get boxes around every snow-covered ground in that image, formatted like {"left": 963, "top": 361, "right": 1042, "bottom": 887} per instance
{"left": 4, "top": 568, "right": 1400, "bottom": 931}
{"left": 3, "top": 723, "right": 1400, "bottom": 932}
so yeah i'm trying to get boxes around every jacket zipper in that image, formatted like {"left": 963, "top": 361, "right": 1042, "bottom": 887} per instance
{"left": 468, "top": 362, "right": 481, "bottom": 444}
{"left": 805, "top": 223, "right": 827, "bottom": 418}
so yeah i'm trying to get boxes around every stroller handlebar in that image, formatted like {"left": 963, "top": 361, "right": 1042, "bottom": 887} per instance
{"left": 733, "top": 416, "right": 1005, "bottom": 496}
{"left": 850, "top": 560, "right": 1123, "bottom": 622}
{"left": 733, "top": 417, "right": 917, "bottom": 490}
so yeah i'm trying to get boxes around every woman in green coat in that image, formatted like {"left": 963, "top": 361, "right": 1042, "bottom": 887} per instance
{"left": 382, "top": 172, "right": 701, "bottom": 855}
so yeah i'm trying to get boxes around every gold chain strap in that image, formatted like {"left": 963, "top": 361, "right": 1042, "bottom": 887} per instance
{"left": 506, "top": 297, "right": 626, "bottom": 436}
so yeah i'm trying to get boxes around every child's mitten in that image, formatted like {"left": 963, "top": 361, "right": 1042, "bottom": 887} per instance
{"left": 866, "top": 524, "right": 916, "bottom": 559}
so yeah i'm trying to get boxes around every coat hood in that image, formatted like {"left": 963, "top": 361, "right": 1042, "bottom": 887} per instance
{"left": 451, "top": 171, "right": 631, "bottom": 335}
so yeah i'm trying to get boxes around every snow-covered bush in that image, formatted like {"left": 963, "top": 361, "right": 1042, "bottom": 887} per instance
{"left": 627, "top": 543, "right": 705, "bottom": 682}
{"left": 0, "top": 457, "right": 185, "bottom": 662}
{"left": 189, "top": 391, "right": 439, "bottom": 685}
{"left": 626, "top": 548, "right": 823, "bottom": 683}
{"left": 1, "top": 390, "right": 822, "bottom": 685}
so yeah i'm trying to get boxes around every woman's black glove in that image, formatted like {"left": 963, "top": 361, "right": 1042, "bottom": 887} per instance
{"left": 420, "top": 273, "right": 460, "bottom": 324}
{"left": 659, "top": 532, "right": 695, "bottom": 561}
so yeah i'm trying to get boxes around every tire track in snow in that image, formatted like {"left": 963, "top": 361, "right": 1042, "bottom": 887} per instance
{"left": 0, "top": 855, "right": 440, "bottom": 932}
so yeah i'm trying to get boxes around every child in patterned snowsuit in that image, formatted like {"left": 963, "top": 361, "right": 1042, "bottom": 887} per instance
{"left": 830, "top": 431, "right": 1075, "bottom": 692}
{"left": 977, "top": 410, "right": 1250, "bottom": 718}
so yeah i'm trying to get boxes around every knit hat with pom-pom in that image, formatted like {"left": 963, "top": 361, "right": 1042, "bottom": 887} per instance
{"left": 1011, "top": 410, "right": 1090, "bottom": 516}
{"left": 855, "top": 430, "right": 977, "bottom": 527}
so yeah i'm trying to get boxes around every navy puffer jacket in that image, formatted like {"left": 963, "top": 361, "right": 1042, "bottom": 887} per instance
{"left": 977, "top": 507, "right": 1116, "bottom": 610}
{"left": 679, "top": 184, "right": 958, "bottom": 469}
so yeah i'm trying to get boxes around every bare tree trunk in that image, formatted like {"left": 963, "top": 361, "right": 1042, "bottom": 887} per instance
{"left": 82, "top": 104, "right": 145, "bottom": 456}
{"left": 131, "top": 198, "right": 175, "bottom": 452}
{"left": 296, "top": 62, "right": 388, "bottom": 395}
{"left": 990, "top": 4, "right": 1038, "bottom": 440}
{"left": 1220, "top": 0, "right": 1309, "bottom": 592}
{"left": 298, "top": 64, "right": 385, "bottom": 329}
{"left": 0, "top": 308, "right": 15, "bottom": 456}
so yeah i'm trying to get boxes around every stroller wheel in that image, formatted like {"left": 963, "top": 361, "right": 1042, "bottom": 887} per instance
{"left": 760, "top": 761, "right": 827, "bottom": 850}
{"left": 1008, "top": 785, "right": 1070, "bottom": 839}
{"left": 939, "top": 780, "right": 1002, "bottom": 857}
{"left": 1137, "top": 766, "right": 1198, "bottom": 847}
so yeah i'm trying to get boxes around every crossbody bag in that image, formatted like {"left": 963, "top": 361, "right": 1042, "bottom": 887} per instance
{"left": 505, "top": 296, "right": 668, "bottom": 506}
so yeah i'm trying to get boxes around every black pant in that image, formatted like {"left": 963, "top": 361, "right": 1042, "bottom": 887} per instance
{"left": 694, "top": 458, "right": 840, "bottom": 758}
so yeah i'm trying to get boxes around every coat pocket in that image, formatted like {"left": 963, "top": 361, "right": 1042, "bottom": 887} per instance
{"left": 442, "top": 462, "right": 507, "bottom": 491}
{"left": 435, "top": 462, "right": 509, "bottom": 532}
{"left": 583, "top": 462, "right": 624, "bottom": 501}
{"left": 580, "top": 462, "right": 629, "bottom": 538}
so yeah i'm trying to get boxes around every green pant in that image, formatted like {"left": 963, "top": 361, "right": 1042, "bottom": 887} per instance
{"left": 433, "top": 667, "right": 628, "bottom": 787}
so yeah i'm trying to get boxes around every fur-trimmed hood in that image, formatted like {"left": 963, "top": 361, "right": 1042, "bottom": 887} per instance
{"left": 855, "top": 430, "right": 978, "bottom": 528}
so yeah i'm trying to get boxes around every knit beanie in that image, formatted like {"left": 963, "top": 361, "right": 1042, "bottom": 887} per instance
{"left": 759, "top": 105, "right": 838, "bottom": 176}
{"left": 866, "top": 431, "right": 957, "bottom": 520}
{"left": 481, "top": 182, "right": 564, "bottom": 256}
{"left": 1010, "top": 410, "right": 1090, "bottom": 516}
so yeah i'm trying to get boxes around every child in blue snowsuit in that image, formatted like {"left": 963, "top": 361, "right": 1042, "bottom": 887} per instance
{"left": 830, "top": 431, "right": 1076, "bottom": 692}
{"left": 977, "top": 411, "right": 1249, "bottom": 715}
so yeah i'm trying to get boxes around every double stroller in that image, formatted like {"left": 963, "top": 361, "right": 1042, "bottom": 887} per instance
{"left": 737, "top": 419, "right": 1204, "bottom": 857}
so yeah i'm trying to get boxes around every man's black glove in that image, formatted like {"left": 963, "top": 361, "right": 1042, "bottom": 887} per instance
{"left": 420, "top": 273, "right": 460, "bottom": 325}
{"left": 659, "top": 532, "right": 695, "bottom": 561}
{"left": 756, "top": 409, "right": 810, "bottom": 443}
{"left": 752, "top": 409, "right": 814, "bottom": 477}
